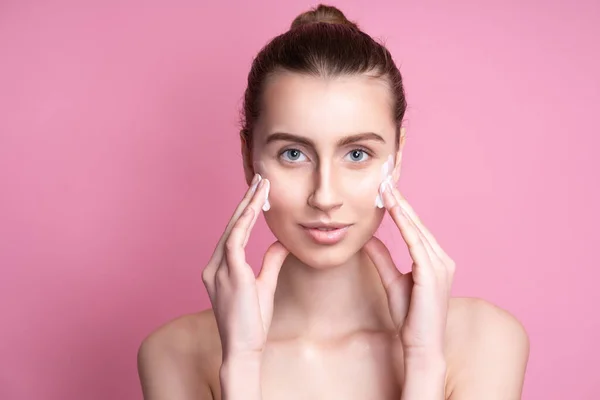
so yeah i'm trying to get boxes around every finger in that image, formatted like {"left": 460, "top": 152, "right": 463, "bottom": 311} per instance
{"left": 223, "top": 178, "right": 271, "bottom": 274}
{"left": 363, "top": 236, "right": 403, "bottom": 286}
{"left": 389, "top": 186, "right": 450, "bottom": 263}
{"left": 257, "top": 241, "right": 289, "bottom": 294}
{"left": 381, "top": 185, "right": 434, "bottom": 268}
{"left": 224, "top": 206, "right": 256, "bottom": 273}
{"left": 208, "top": 173, "right": 262, "bottom": 265}
{"left": 383, "top": 182, "right": 440, "bottom": 264}
{"left": 243, "top": 179, "right": 270, "bottom": 248}
{"left": 388, "top": 188, "right": 454, "bottom": 283}
{"left": 363, "top": 237, "right": 411, "bottom": 329}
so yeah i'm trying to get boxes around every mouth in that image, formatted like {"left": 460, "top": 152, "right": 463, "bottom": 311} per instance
{"left": 300, "top": 222, "right": 352, "bottom": 245}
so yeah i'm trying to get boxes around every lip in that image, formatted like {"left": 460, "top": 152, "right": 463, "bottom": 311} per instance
{"left": 301, "top": 221, "right": 350, "bottom": 229}
{"left": 300, "top": 223, "right": 352, "bottom": 245}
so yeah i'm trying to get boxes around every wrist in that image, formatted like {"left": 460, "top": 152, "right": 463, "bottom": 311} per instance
{"left": 401, "top": 353, "right": 447, "bottom": 400}
{"left": 220, "top": 352, "right": 262, "bottom": 381}
{"left": 220, "top": 354, "right": 263, "bottom": 400}
{"left": 222, "top": 350, "right": 263, "bottom": 364}
{"left": 403, "top": 351, "right": 447, "bottom": 372}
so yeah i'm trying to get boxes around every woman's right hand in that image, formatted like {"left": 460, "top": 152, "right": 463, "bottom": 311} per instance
{"left": 201, "top": 174, "right": 289, "bottom": 361}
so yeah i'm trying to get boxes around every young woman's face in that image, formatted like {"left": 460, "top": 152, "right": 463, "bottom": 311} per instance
{"left": 251, "top": 71, "right": 399, "bottom": 268}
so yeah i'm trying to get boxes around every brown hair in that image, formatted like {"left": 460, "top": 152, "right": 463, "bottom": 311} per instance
{"left": 240, "top": 4, "right": 407, "bottom": 182}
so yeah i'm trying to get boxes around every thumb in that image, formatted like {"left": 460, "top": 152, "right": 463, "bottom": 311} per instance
{"left": 257, "top": 241, "right": 289, "bottom": 294}
{"left": 363, "top": 236, "right": 411, "bottom": 329}
{"left": 363, "top": 236, "right": 403, "bottom": 289}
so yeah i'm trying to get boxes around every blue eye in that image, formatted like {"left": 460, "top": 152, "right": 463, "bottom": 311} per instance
{"left": 281, "top": 149, "right": 307, "bottom": 162}
{"left": 345, "top": 149, "right": 369, "bottom": 162}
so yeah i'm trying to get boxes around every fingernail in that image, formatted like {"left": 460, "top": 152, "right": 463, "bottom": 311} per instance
{"left": 250, "top": 174, "right": 262, "bottom": 194}
{"left": 376, "top": 179, "right": 388, "bottom": 209}
{"left": 262, "top": 179, "right": 271, "bottom": 211}
{"left": 379, "top": 180, "right": 388, "bottom": 196}
{"left": 379, "top": 175, "right": 392, "bottom": 196}
{"left": 386, "top": 176, "right": 394, "bottom": 191}
{"left": 381, "top": 178, "right": 395, "bottom": 208}
{"left": 376, "top": 187, "right": 385, "bottom": 209}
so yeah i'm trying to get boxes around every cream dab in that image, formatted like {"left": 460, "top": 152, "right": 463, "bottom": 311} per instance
{"left": 253, "top": 162, "right": 271, "bottom": 212}
{"left": 375, "top": 155, "right": 394, "bottom": 208}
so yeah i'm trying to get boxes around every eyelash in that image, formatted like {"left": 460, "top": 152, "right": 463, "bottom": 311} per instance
{"left": 278, "top": 147, "right": 374, "bottom": 163}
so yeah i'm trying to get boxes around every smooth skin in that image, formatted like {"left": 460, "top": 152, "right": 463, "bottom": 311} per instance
{"left": 137, "top": 72, "right": 529, "bottom": 400}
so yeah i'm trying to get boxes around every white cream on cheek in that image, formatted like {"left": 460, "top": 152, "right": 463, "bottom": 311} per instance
{"left": 252, "top": 161, "right": 271, "bottom": 212}
{"left": 375, "top": 155, "right": 394, "bottom": 208}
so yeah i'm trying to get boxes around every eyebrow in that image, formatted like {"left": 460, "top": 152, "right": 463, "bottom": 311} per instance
{"left": 265, "top": 132, "right": 386, "bottom": 147}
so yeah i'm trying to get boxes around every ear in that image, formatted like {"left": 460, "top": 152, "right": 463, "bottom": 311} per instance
{"left": 392, "top": 127, "right": 406, "bottom": 183}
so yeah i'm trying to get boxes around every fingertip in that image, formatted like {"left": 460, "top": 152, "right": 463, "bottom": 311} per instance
{"left": 364, "top": 235, "right": 379, "bottom": 248}
{"left": 362, "top": 238, "right": 382, "bottom": 261}
{"left": 370, "top": 235, "right": 384, "bottom": 244}
{"left": 248, "top": 173, "right": 261, "bottom": 195}
{"left": 259, "top": 241, "right": 289, "bottom": 280}
{"left": 268, "top": 240, "right": 289, "bottom": 256}
{"left": 380, "top": 180, "right": 397, "bottom": 210}
{"left": 366, "top": 236, "right": 387, "bottom": 253}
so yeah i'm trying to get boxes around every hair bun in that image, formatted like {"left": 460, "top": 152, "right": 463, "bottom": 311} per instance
{"left": 291, "top": 4, "right": 359, "bottom": 30}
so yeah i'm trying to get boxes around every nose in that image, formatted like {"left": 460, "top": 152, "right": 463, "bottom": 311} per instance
{"left": 307, "top": 162, "right": 343, "bottom": 212}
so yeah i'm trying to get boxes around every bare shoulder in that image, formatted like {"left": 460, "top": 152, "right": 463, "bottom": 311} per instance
{"left": 445, "top": 297, "right": 530, "bottom": 399}
{"left": 137, "top": 309, "right": 221, "bottom": 400}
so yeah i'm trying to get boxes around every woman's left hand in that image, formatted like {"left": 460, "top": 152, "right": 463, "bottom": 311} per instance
{"left": 364, "top": 180, "right": 456, "bottom": 361}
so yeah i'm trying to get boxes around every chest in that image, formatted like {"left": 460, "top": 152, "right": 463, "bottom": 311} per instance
{"left": 259, "top": 335, "right": 404, "bottom": 400}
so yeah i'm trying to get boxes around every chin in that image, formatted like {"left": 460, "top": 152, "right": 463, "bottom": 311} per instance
{"left": 292, "top": 245, "right": 359, "bottom": 269}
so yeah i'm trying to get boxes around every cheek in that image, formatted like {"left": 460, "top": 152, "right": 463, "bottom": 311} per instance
{"left": 261, "top": 171, "right": 305, "bottom": 247}
{"left": 267, "top": 171, "right": 305, "bottom": 207}
{"left": 254, "top": 160, "right": 302, "bottom": 208}
{"left": 340, "top": 169, "right": 386, "bottom": 236}
{"left": 340, "top": 168, "right": 382, "bottom": 209}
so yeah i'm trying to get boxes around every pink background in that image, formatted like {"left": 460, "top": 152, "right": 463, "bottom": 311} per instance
{"left": 1, "top": 1, "right": 599, "bottom": 399}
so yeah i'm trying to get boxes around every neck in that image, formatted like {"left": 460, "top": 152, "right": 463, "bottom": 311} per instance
{"left": 270, "top": 250, "right": 393, "bottom": 340}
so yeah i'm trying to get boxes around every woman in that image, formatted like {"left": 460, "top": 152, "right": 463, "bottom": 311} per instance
{"left": 137, "top": 5, "right": 529, "bottom": 399}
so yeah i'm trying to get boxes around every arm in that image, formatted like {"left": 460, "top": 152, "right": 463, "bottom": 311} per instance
{"left": 366, "top": 182, "right": 529, "bottom": 399}
{"left": 365, "top": 171, "right": 454, "bottom": 400}
{"left": 447, "top": 300, "right": 530, "bottom": 400}
{"left": 137, "top": 334, "right": 213, "bottom": 400}
{"left": 138, "top": 175, "right": 280, "bottom": 400}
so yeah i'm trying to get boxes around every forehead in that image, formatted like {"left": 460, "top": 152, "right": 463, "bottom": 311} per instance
{"left": 256, "top": 71, "right": 395, "bottom": 140}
